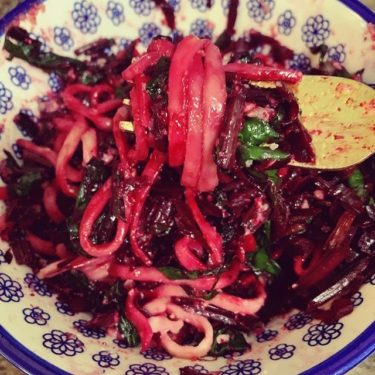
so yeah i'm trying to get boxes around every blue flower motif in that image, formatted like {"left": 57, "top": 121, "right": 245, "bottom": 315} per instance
{"left": 351, "top": 291, "right": 364, "bottom": 307}
{"left": 43, "top": 329, "right": 84, "bottom": 356}
{"left": 285, "top": 311, "right": 312, "bottom": 330}
{"left": 288, "top": 53, "right": 311, "bottom": 72}
{"left": 183, "top": 365, "right": 208, "bottom": 374}
{"left": 106, "top": 1, "right": 125, "bottom": 26}
{"left": 93, "top": 350, "right": 120, "bottom": 368}
{"left": 12, "top": 144, "right": 23, "bottom": 159}
{"left": 167, "top": 0, "right": 181, "bottom": 12}
{"left": 302, "top": 15, "right": 330, "bottom": 48}
{"left": 24, "top": 273, "right": 52, "bottom": 297}
{"left": 366, "top": 273, "right": 375, "bottom": 285}
{"left": 190, "top": 19, "right": 213, "bottom": 39}
{"left": 269, "top": 343, "right": 296, "bottom": 360}
{"left": 190, "top": 0, "right": 215, "bottom": 12}
{"left": 0, "top": 249, "right": 6, "bottom": 264}
{"left": 125, "top": 363, "right": 169, "bottom": 375}
{"left": 142, "top": 348, "right": 172, "bottom": 361}
{"left": 303, "top": 322, "right": 344, "bottom": 346}
{"left": 73, "top": 319, "right": 106, "bottom": 339}
{"left": 327, "top": 44, "right": 346, "bottom": 63}
{"left": 0, "top": 82, "right": 13, "bottom": 115}
{"left": 129, "top": 0, "right": 155, "bottom": 16}
{"left": 220, "top": 359, "right": 262, "bottom": 375}
{"left": 53, "top": 27, "right": 74, "bottom": 51}
{"left": 0, "top": 273, "right": 24, "bottom": 302}
{"left": 30, "top": 33, "right": 50, "bottom": 53}
{"left": 119, "top": 38, "right": 132, "bottom": 50}
{"left": 113, "top": 338, "right": 129, "bottom": 348}
{"left": 139, "top": 23, "right": 161, "bottom": 46}
{"left": 23, "top": 306, "right": 50, "bottom": 325}
{"left": 247, "top": 0, "right": 275, "bottom": 23}
{"left": 72, "top": 0, "right": 101, "bottom": 34}
{"left": 55, "top": 301, "right": 74, "bottom": 316}
{"left": 48, "top": 72, "right": 63, "bottom": 93}
{"left": 256, "top": 329, "right": 278, "bottom": 343}
{"left": 169, "top": 29, "right": 183, "bottom": 43}
{"left": 8, "top": 66, "right": 31, "bottom": 90}
{"left": 277, "top": 10, "right": 296, "bottom": 35}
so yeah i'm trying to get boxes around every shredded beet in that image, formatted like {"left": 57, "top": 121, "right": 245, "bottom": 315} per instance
{"left": 1, "top": 27, "right": 374, "bottom": 360}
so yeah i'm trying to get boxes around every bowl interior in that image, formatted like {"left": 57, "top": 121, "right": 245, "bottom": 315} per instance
{"left": 0, "top": 1, "right": 374, "bottom": 374}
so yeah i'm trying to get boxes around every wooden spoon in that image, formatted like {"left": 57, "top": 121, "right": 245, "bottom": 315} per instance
{"left": 288, "top": 75, "right": 375, "bottom": 170}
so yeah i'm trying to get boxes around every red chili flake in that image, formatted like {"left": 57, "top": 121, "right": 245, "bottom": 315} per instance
{"left": 334, "top": 135, "right": 344, "bottom": 140}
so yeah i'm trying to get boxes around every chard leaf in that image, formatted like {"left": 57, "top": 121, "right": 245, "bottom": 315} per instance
{"left": 119, "top": 315, "right": 140, "bottom": 347}
{"left": 13, "top": 171, "right": 42, "bottom": 196}
{"left": 239, "top": 118, "right": 279, "bottom": 146}
{"left": 210, "top": 328, "right": 248, "bottom": 356}
{"left": 75, "top": 158, "right": 109, "bottom": 211}
{"left": 348, "top": 169, "right": 367, "bottom": 200}
{"left": 240, "top": 145, "right": 289, "bottom": 162}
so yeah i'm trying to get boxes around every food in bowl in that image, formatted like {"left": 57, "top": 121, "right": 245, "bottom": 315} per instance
{"left": 0, "top": 1, "right": 374, "bottom": 363}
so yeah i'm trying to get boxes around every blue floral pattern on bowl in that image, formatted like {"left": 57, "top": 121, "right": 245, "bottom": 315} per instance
{"left": 24, "top": 273, "right": 52, "bottom": 297}
{"left": 285, "top": 311, "right": 312, "bottom": 330}
{"left": 12, "top": 143, "right": 23, "bottom": 159}
{"left": 190, "top": 19, "right": 213, "bottom": 39}
{"left": 43, "top": 329, "right": 85, "bottom": 356}
{"left": 327, "top": 43, "right": 346, "bottom": 63}
{"left": 268, "top": 343, "right": 296, "bottom": 360}
{"left": 301, "top": 15, "right": 330, "bottom": 47}
{"left": 92, "top": 350, "right": 120, "bottom": 368}
{"left": 130, "top": 0, "right": 155, "bottom": 16}
{"left": 48, "top": 72, "right": 64, "bottom": 92}
{"left": 53, "top": 27, "right": 74, "bottom": 50}
{"left": 0, "top": 273, "right": 24, "bottom": 302}
{"left": 190, "top": 0, "right": 214, "bottom": 13}
{"left": 288, "top": 53, "right": 311, "bottom": 72}
{"left": 106, "top": 1, "right": 125, "bottom": 26}
{"left": 303, "top": 322, "right": 344, "bottom": 346}
{"left": 139, "top": 22, "right": 161, "bottom": 45}
{"left": 0, "top": 82, "right": 13, "bottom": 115}
{"left": 72, "top": 0, "right": 101, "bottom": 34}
{"left": 125, "top": 363, "right": 169, "bottom": 375}
{"left": 247, "top": 0, "right": 275, "bottom": 23}
{"left": 220, "top": 359, "right": 262, "bottom": 375}
{"left": 23, "top": 306, "right": 51, "bottom": 325}
{"left": 73, "top": 319, "right": 106, "bottom": 339}
{"left": 55, "top": 301, "right": 75, "bottom": 316}
{"left": 142, "top": 348, "right": 172, "bottom": 361}
{"left": 351, "top": 291, "right": 364, "bottom": 307}
{"left": 184, "top": 365, "right": 208, "bottom": 373}
{"left": 256, "top": 329, "right": 278, "bottom": 343}
{"left": 277, "top": 10, "right": 296, "bottom": 35}
{"left": 0, "top": 250, "right": 7, "bottom": 264}
{"left": 9, "top": 66, "right": 31, "bottom": 90}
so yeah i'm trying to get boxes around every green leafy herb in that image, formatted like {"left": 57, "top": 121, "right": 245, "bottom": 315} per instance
{"left": 247, "top": 221, "right": 280, "bottom": 277}
{"left": 158, "top": 266, "right": 224, "bottom": 281}
{"left": 66, "top": 216, "right": 92, "bottom": 257}
{"left": 239, "top": 118, "right": 279, "bottom": 146}
{"left": 75, "top": 158, "right": 109, "bottom": 211}
{"left": 119, "top": 315, "right": 140, "bottom": 347}
{"left": 4, "top": 37, "right": 85, "bottom": 74}
{"left": 79, "top": 71, "right": 105, "bottom": 85}
{"left": 201, "top": 290, "right": 219, "bottom": 300}
{"left": 240, "top": 145, "right": 289, "bottom": 162}
{"left": 348, "top": 168, "right": 367, "bottom": 200}
{"left": 210, "top": 328, "right": 248, "bottom": 356}
{"left": 265, "top": 169, "right": 280, "bottom": 184}
{"left": 158, "top": 266, "right": 199, "bottom": 280}
{"left": 13, "top": 171, "right": 42, "bottom": 196}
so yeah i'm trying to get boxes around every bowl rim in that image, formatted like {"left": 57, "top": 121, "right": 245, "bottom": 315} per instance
{"left": 0, "top": 0, "right": 374, "bottom": 374}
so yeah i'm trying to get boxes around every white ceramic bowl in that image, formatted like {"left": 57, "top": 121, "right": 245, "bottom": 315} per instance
{"left": 0, "top": 1, "right": 374, "bottom": 374}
